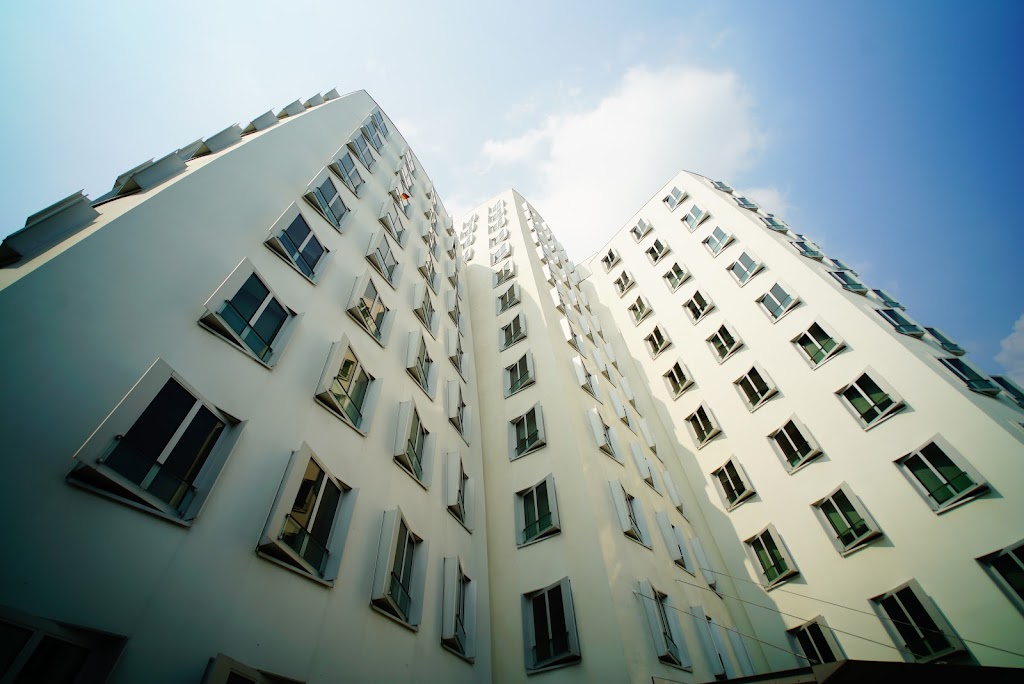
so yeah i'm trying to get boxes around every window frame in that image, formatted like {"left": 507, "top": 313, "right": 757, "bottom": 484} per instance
{"left": 757, "top": 282, "right": 800, "bottom": 323}
{"left": 745, "top": 524, "right": 799, "bottom": 589}
{"left": 734, "top": 363, "right": 779, "bottom": 411}
{"left": 768, "top": 417, "right": 823, "bottom": 473}
{"left": 630, "top": 218, "right": 654, "bottom": 242}
{"left": 792, "top": 321, "right": 846, "bottom": 368}
{"left": 655, "top": 511, "right": 695, "bottom": 573}
{"left": 404, "top": 330, "right": 436, "bottom": 398}
{"left": 683, "top": 290, "right": 715, "bottom": 325}
{"left": 609, "top": 479, "right": 651, "bottom": 547}
{"left": 441, "top": 556, "right": 476, "bottom": 661}
{"left": 446, "top": 379, "right": 471, "bottom": 443}
{"left": 587, "top": 408, "right": 622, "bottom": 463}
{"left": 663, "top": 262, "right": 690, "bottom": 291}
{"left": 645, "top": 238, "right": 671, "bottom": 264}
{"left": 393, "top": 399, "right": 435, "bottom": 488}
{"left": 895, "top": 435, "right": 988, "bottom": 513}
{"left": 712, "top": 458, "right": 755, "bottom": 510}
{"left": 500, "top": 313, "right": 527, "bottom": 350}
{"left": 365, "top": 228, "right": 402, "bottom": 288}
{"left": 496, "top": 283, "right": 522, "bottom": 314}
{"left": 707, "top": 324, "right": 743, "bottom": 363}
{"left": 314, "top": 335, "right": 380, "bottom": 433}
{"left": 644, "top": 325, "right": 672, "bottom": 358}
{"left": 686, "top": 404, "right": 722, "bottom": 449}
{"left": 627, "top": 294, "right": 654, "bottom": 325}
{"left": 303, "top": 168, "right": 350, "bottom": 230}
{"left": 836, "top": 370, "right": 907, "bottom": 430}
{"left": 702, "top": 226, "right": 734, "bottom": 256}
{"left": 493, "top": 261, "right": 517, "bottom": 288}
{"left": 663, "top": 186, "right": 688, "bottom": 211}
{"left": 345, "top": 270, "right": 392, "bottom": 346}
{"left": 445, "top": 452, "right": 473, "bottom": 532}
{"left": 329, "top": 149, "right": 365, "bottom": 197}
{"left": 504, "top": 351, "right": 537, "bottom": 397}
{"left": 870, "top": 579, "right": 965, "bottom": 663}
{"left": 371, "top": 509, "right": 429, "bottom": 629}
{"left": 978, "top": 539, "right": 1024, "bottom": 615}
{"left": 509, "top": 403, "right": 547, "bottom": 459}
{"left": 264, "top": 204, "right": 330, "bottom": 284}
{"left": 522, "top": 577, "right": 582, "bottom": 672}
{"left": 812, "top": 483, "right": 883, "bottom": 555}
{"left": 829, "top": 269, "right": 868, "bottom": 294}
{"left": 638, "top": 580, "right": 692, "bottom": 670}
{"left": 788, "top": 617, "right": 844, "bottom": 666}
{"left": 600, "top": 248, "right": 621, "bottom": 271}
{"left": 727, "top": 251, "right": 765, "bottom": 286}
{"left": 663, "top": 360, "right": 694, "bottom": 398}
{"left": 876, "top": 307, "right": 925, "bottom": 337}
{"left": 937, "top": 356, "right": 1003, "bottom": 396}
{"left": 516, "top": 474, "right": 561, "bottom": 546}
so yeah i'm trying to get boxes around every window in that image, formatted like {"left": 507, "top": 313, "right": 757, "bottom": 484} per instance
{"left": 938, "top": 357, "right": 1002, "bottom": 395}
{"left": 500, "top": 313, "right": 527, "bottom": 349}
{"left": 445, "top": 452, "right": 473, "bottom": 530}
{"left": 346, "top": 273, "right": 390, "bottom": 343}
{"left": 712, "top": 179, "right": 733, "bottom": 192}
{"left": 378, "top": 201, "right": 406, "bottom": 246}
{"left": 522, "top": 578, "right": 582, "bottom": 672}
{"left": 257, "top": 443, "right": 354, "bottom": 581}
{"left": 746, "top": 524, "right": 799, "bottom": 588}
{"left": 871, "top": 580, "right": 964, "bottom": 662}
{"left": 829, "top": 270, "right": 867, "bottom": 293}
{"left": 692, "top": 606, "right": 744, "bottom": 679}
{"left": 712, "top": 459, "right": 754, "bottom": 510}
{"left": 687, "top": 405, "right": 721, "bottom": 448}
{"left": 728, "top": 251, "right": 764, "bottom": 285}
{"left": 601, "top": 248, "right": 620, "bottom": 271}
{"left": 200, "top": 653, "right": 302, "bottom": 684}
{"left": 362, "top": 120, "right": 384, "bottom": 152}
{"left": 761, "top": 215, "right": 788, "bottom": 232}
{"left": 0, "top": 607, "right": 127, "bottom": 684}
{"left": 895, "top": 436, "right": 987, "bottom": 512}
{"left": 734, "top": 195, "right": 758, "bottom": 210}
{"left": 67, "top": 359, "right": 242, "bottom": 523}
{"left": 734, "top": 364, "right": 778, "bottom": 411}
{"left": 631, "top": 218, "right": 653, "bottom": 241}
{"left": 371, "top": 509, "right": 428, "bottom": 627}
{"left": 690, "top": 539, "right": 718, "bottom": 588}
{"left": 627, "top": 295, "right": 653, "bottom": 324}
{"left": 638, "top": 580, "right": 691, "bottom": 669}
{"left": 315, "top": 337, "right": 378, "bottom": 431}
{"left": 609, "top": 480, "right": 650, "bottom": 545}
{"left": 447, "top": 289, "right": 462, "bottom": 329}
{"left": 707, "top": 324, "right": 743, "bottom": 362}
{"left": 978, "top": 539, "right": 1024, "bottom": 614}
{"left": 391, "top": 172, "right": 413, "bottom": 217}
{"left": 664, "top": 361, "right": 694, "bottom": 397}
{"left": 838, "top": 372, "right": 906, "bottom": 429}
{"left": 587, "top": 408, "right": 621, "bottom": 462}
{"left": 441, "top": 557, "right": 476, "bottom": 659}
{"left": 265, "top": 208, "right": 327, "bottom": 282}
{"left": 613, "top": 270, "right": 635, "bottom": 296}
{"left": 497, "top": 284, "right": 521, "bottom": 313}
{"left": 413, "top": 283, "right": 436, "bottom": 333}
{"left": 571, "top": 356, "right": 600, "bottom": 398}
{"left": 510, "top": 404, "right": 546, "bottom": 458}
{"left": 663, "top": 262, "right": 690, "bottom": 290}
{"left": 793, "top": 321, "right": 845, "bottom": 367}
{"left": 791, "top": 240, "right": 823, "bottom": 260}
{"left": 789, "top": 618, "right": 843, "bottom": 665}
{"left": 769, "top": 418, "right": 823, "bottom": 472}
{"left": 394, "top": 401, "right": 432, "bottom": 485}
{"left": 813, "top": 483, "right": 882, "bottom": 554}
{"left": 684, "top": 290, "right": 715, "bottom": 324}
{"left": 447, "top": 380, "right": 470, "bottom": 440}
{"left": 758, "top": 282, "right": 799, "bottom": 321}
{"left": 304, "top": 174, "right": 349, "bottom": 228}
{"left": 663, "top": 186, "right": 687, "bottom": 210}
{"left": 925, "top": 327, "right": 965, "bottom": 355}
{"left": 491, "top": 243, "right": 511, "bottom": 265}
{"left": 348, "top": 133, "right": 375, "bottom": 170}
{"left": 517, "top": 475, "right": 561, "bottom": 545}
{"left": 646, "top": 238, "right": 670, "bottom": 264}
{"left": 645, "top": 326, "right": 671, "bottom": 357}
{"left": 662, "top": 472, "right": 687, "bottom": 519}
{"left": 872, "top": 289, "right": 904, "bottom": 309}
{"left": 417, "top": 250, "right": 439, "bottom": 293}
{"left": 655, "top": 512, "right": 695, "bottom": 572}
{"left": 631, "top": 443, "right": 661, "bottom": 492}
{"left": 332, "top": 151, "right": 364, "bottom": 196}
{"left": 371, "top": 109, "right": 390, "bottom": 137}
{"left": 682, "top": 204, "right": 709, "bottom": 232}
{"left": 405, "top": 331, "right": 434, "bottom": 395}
{"left": 199, "top": 263, "right": 296, "bottom": 366}
{"left": 366, "top": 230, "right": 401, "bottom": 286}
{"left": 494, "top": 262, "right": 516, "bottom": 287}
{"left": 992, "top": 375, "right": 1024, "bottom": 410}
{"left": 505, "top": 352, "right": 536, "bottom": 396}
{"left": 703, "top": 226, "right": 734, "bottom": 255}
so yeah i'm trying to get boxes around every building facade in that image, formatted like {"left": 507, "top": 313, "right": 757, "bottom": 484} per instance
{"left": 0, "top": 91, "right": 1022, "bottom": 683}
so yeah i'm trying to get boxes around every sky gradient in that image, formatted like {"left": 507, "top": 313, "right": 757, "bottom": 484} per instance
{"left": 1, "top": 0, "right": 1022, "bottom": 379}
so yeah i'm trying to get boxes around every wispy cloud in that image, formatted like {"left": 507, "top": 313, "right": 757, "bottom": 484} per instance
{"left": 479, "top": 64, "right": 767, "bottom": 259}
{"left": 996, "top": 312, "right": 1024, "bottom": 384}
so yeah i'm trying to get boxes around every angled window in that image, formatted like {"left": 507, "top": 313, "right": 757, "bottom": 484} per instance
{"left": 646, "top": 238, "right": 670, "bottom": 264}
{"left": 500, "top": 313, "right": 527, "bottom": 350}
{"left": 600, "top": 248, "right": 620, "bottom": 271}
{"left": 838, "top": 372, "right": 906, "bottom": 429}
{"left": 829, "top": 270, "right": 868, "bottom": 293}
{"left": 789, "top": 617, "right": 843, "bottom": 665}
{"left": 522, "top": 578, "right": 582, "bottom": 672}
{"left": 366, "top": 229, "right": 401, "bottom": 287}
{"left": 201, "top": 653, "right": 303, "bottom": 683}
{"left": 978, "top": 539, "right": 1024, "bottom": 614}
{"left": 655, "top": 511, "right": 694, "bottom": 572}
{"left": 510, "top": 404, "right": 546, "bottom": 459}
{"left": 370, "top": 109, "right": 390, "bottom": 137}
{"left": 627, "top": 295, "right": 654, "bottom": 325}
{"left": 445, "top": 452, "right": 473, "bottom": 530}
{"left": 497, "top": 283, "right": 521, "bottom": 313}
{"left": 872, "top": 288, "right": 904, "bottom": 309}
{"left": 447, "top": 380, "right": 470, "bottom": 440}
{"left": 682, "top": 204, "right": 709, "bottom": 232}
{"left": 348, "top": 133, "right": 376, "bottom": 170}
{"left": 394, "top": 401, "right": 432, "bottom": 486}
{"left": 638, "top": 580, "right": 691, "bottom": 669}
{"left": 690, "top": 539, "right": 717, "bottom": 588}
{"left": 587, "top": 408, "right": 621, "bottom": 462}
{"left": 609, "top": 480, "right": 650, "bottom": 545}
{"left": 662, "top": 471, "right": 687, "bottom": 519}
{"left": 925, "top": 327, "right": 965, "bottom": 356}
{"left": 663, "top": 262, "right": 690, "bottom": 290}
{"left": 441, "top": 557, "right": 476, "bottom": 659}
{"left": 304, "top": 173, "right": 349, "bottom": 228}
{"left": 871, "top": 580, "right": 965, "bottom": 662}
{"left": 405, "top": 331, "right": 434, "bottom": 396}
{"left": 728, "top": 251, "right": 764, "bottom": 286}
{"left": 67, "top": 359, "right": 242, "bottom": 523}
{"left": 703, "top": 226, "right": 734, "bottom": 256}
{"left": 505, "top": 351, "right": 536, "bottom": 396}
{"left": 264, "top": 206, "right": 328, "bottom": 283}
{"left": 813, "top": 483, "right": 882, "bottom": 554}
{"left": 761, "top": 215, "right": 788, "bottom": 232}
{"left": 758, "top": 282, "right": 800, "bottom": 321}
{"left": 769, "top": 417, "right": 823, "bottom": 472}
{"left": 712, "top": 459, "right": 755, "bottom": 510}
{"left": 362, "top": 120, "right": 384, "bottom": 152}
{"left": 0, "top": 608, "right": 127, "bottom": 684}
{"left": 417, "top": 249, "right": 439, "bottom": 292}
{"left": 684, "top": 290, "right": 715, "bottom": 324}
{"left": 631, "top": 218, "right": 654, "bottom": 241}
{"left": 613, "top": 270, "right": 635, "bottom": 296}
{"left": 895, "top": 436, "right": 988, "bottom": 513}
{"left": 791, "top": 240, "right": 823, "bottom": 260}
{"left": 663, "top": 186, "right": 687, "bottom": 210}
{"left": 746, "top": 524, "right": 799, "bottom": 589}
{"left": 517, "top": 475, "right": 561, "bottom": 546}
{"left": 494, "top": 262, "right": 516, "bottom": 287}
{"left": 691, "top": 606, "right": 739, "bottom": 679}
{"left": 412, "top": 283, "right": 436, "bottom": 334}
{"left": 331, "top": 151, "right": 365, "bottom": 196}
{"left": 346, "top": 272, "right": 391, "bottom": 344}
{"left": 664, "top": 361, "right": 694, "bottom": 398}
{"left": 571, "top": 356, "right": 600, "bottom": 398}
{"left": 315, "top": 337, "right": 378, "bottom": 431}
{"left": 447, "top": 329, "right": 465, "bottom": 376}
{"left": 938, "top": 357, "right": 1002, "bottom": 396}
{"left": 371, "top": 509, "right": 428, "bottom": 627}
{"left": 257, "top": 443, "right": 355, "bottom": 581}
{"left": 645, "top": 325, "right": 671, "bottom": 357}
{"left": 447, "top": 289, "right": 462, "bottom": 329}
{"left": 992, "top": 375, "right": 1024, "bottom": 410}
{"left": 735, "top": 364, "right": 778, "bottom": 411}
{"left": 391, "top": 172, "right": 413, "bottom": 217}
{"left": 378, "top": 201, "right": 407, "bottom": 246}
{"left": 793, "top": 321, "right": 845, "bottom": 368}
{"left": 712, "top": 179, "right": 733, "bottom": 192}
{"left": 491, "top": 242, "right": 511, "bottom": 265}
{"left": 707, "top": 324, "right": 743, "bottom": 363}
{"left": 200, "top": 263, "right": 296, "bottom": 366}
{"left": 734, "top": 195, "right": 758, "bottom": 210}
{"left": 687, "top": 405, "right": 721, "bottom": 448}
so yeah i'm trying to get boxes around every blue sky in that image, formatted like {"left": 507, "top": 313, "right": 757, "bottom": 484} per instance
{"left": 2, "top": 1, "right": 1022, "bottom": 379}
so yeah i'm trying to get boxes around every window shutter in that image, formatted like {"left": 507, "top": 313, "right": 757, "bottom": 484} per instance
{"left": 572, "top": 356, "right": 588, "bottom": 388}
{"left": 611, "top": 390, "right": 627, "bottom": 421}
{"left": 393, "top": 401, "right": 414, "bottom": 458}
{"left": 638, "top": 579, "right": 670, "bottom": 659}
{"left": 621, "top": 377, "right": 635, "bottom": 405}
{"left": 406, "top": 331, "right": 422, "bottom": 370}
{"left": 371, "top": 509, "right": 401, "bottom": 605}
{"left": 728, "top": 631, "right": 755, "bottom": 676}
{"left": 608, "top": 480, "right": 631, "bottom": 534}
{"left": 662, "top": 471, "right": 684, "bottom": 515}
{"left": 533, "top": 404, "right": 547, "bottom": 446}
{"left": 631, "top": 443, "right": 650, "bottom": 479}
{"left": 446, "top": 329, "right": 459, "bottom": 360}
{"left": 691, "top": 538, "right": 716, "bottom": 588}
{"left": 639, "top": 419, "right": 656, "bottom": 452}
{"left": 655, "top": 512, "right": 683, "bottom": 565}
{"left": 587, "top": 409, "right": 608, "bottom": 450}
{"left": 691, "top": 605, "right": 725, "bottom": 678}
{"left": 441, "top": 556, "right": 460, "bottom": 643}
{"left": 445, "top": 452, "right": 462, "bottom": 510}
{"left": 709, "top": 619, "right": 738, "bottom": 678}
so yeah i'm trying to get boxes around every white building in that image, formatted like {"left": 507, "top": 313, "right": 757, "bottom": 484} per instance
{"left": 0, "top": 92, "right": 1022, "bottom": 683}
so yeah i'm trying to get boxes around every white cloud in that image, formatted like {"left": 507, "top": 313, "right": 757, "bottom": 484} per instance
{"left": 479, "top": 64, "right": 766, "bottom": 259}
{"left": 996, "top": 312, "right": 1024, "bottom": 384}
